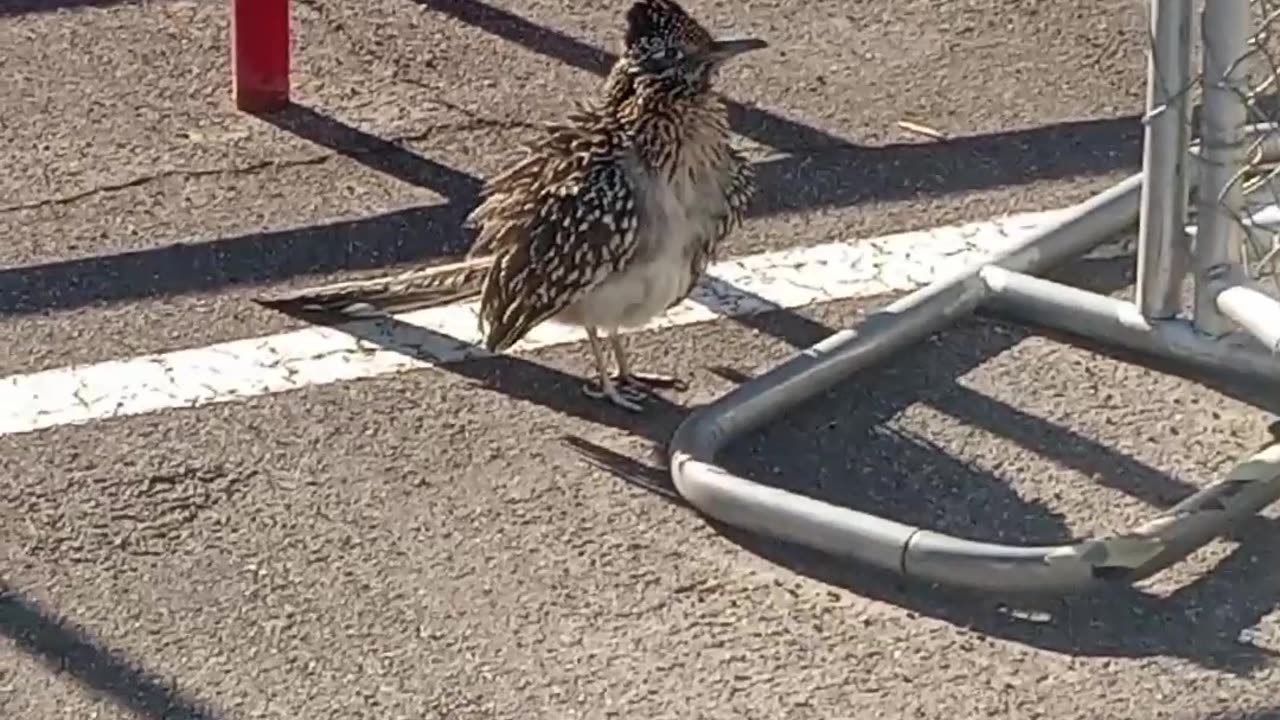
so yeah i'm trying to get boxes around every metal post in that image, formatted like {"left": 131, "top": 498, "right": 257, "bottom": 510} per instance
{"left": 1137, "top": 0, "right": 1195, "bottom": 319}
{"left": 231, "top": 0, "right": 291, "bottom": 113}
{"left": 1193, "top": 0, "right": 1253, "bottom": 335}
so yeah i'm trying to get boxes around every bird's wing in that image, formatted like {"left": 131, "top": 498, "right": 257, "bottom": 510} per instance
{"left": 718, "top": 148, "right": 757, "bottom": 241}
{"left": 673, "top": 149, "right": 756, "bottom": 310}
{"left": 464, "top": 112, "right": 614, "bottom": 258}
{"left": 476, "top": 158, "right": 642, "bottom": 352}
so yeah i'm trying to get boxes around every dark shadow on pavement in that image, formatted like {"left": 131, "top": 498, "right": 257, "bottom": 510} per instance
{"left": 270, "top": 309, "right": 693, "bottom": 446}
{"left": 257, "top": 102, "right": 483, "bottom": 201}
{"left": 1210, "top": 709, "right": 1280, "bottom": 720}
{"left": 0, "top": 0, "right": 1142, "bottom": 316}
{"left": 975, "top": 305, "right": 1280, "bottom": 418}
{"left": 0, "top": 580, "right": 222, "bottom": 720}
{"left": 252, "top": 273, "right": 808, "bottom": 446}
{"left": 411, "top": 0, "right": 1144, "bottom": 207}
{"left": 0, "top": 0, "right": 127, "bottom": 16}
{"left": 410, "top": 0, "right": 847, "bottom": 152}
{"left": 0, "top": 103, "right": 481, "bottom": 311}
{"left": 749, "top": 116, "right": 1141, "bottom": 217}
{"left": 0, "top": 105, "right": 481, "bottom": 315}
{"left": 715, "top": 516, "right": 1279, "bottom": 676}
{"left": 566, "top": 256, "right": 1280, "bottom": 675}
{"left": 0, "top": 204, "right": 473, "bottom": 314}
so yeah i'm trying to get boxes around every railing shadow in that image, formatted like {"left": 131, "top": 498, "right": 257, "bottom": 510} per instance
{"left": 1216, "top": 709, "right": 1280, "bottom": 720}
{"left": 0, "top": 580, "right": 223, "bottom": 720}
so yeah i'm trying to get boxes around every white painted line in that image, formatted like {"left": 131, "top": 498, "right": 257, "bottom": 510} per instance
{"left": 0, "top": 209, "right": 1078, "bottom": 437}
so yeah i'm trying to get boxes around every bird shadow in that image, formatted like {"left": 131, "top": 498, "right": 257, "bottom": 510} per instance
{"left": 563, "top": 256, "right": 1280, "bottom": 675}
{"left": 268, "top": 246, "right": 1280, "bottom": 674}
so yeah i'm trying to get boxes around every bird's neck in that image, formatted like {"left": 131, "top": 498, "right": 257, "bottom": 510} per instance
{"left": 620, "top": 86, "right": 731, "bottom": 177}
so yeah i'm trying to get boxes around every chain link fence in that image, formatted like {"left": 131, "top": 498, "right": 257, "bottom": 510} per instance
{"left": 1177, "top": 0, "right": 1280, "bottom": 295}
{"left": 1231, "top": 0, "right": 1280, "bottom": 293}
{"left": 1137, "top": 0, "right": 1280, "bottom": 345}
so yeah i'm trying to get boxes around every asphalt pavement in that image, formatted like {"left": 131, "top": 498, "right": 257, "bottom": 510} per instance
{"left": 3, "top": 1, "right": 1280, "bottom": 719}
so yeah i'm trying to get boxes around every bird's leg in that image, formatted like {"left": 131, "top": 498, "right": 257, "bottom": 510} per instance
{"left": 580, "top": 326, "right": 648, "bottom": 412}
{"left": 607, "top": 330, "right": 688, "bottom": 392}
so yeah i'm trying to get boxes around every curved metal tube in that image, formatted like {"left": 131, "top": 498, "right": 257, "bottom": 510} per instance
{"left": 1216, "top": 284, "right": 1280, "bottom": 353}
{"left": 668, "top": 170, "right": 1280, "bottom": 594}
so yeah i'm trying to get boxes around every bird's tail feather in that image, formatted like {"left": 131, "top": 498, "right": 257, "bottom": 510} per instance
{"left": 256, "top": 256, "right": 492, "bottom": 319}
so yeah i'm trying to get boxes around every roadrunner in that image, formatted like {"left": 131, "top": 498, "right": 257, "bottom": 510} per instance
{"left": 262, "top": 0, "right": 766, "bottom": 411}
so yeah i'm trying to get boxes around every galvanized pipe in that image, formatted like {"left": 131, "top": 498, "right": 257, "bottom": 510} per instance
{"left": 1217, "top": 283, "right": 1280, "bottom": 353}
{"left": 1137, "top": 0, "right": 1195, "bottom": 319}
{"left": 1194, "top": 0, "right": 1254, "bottom": 335}
{"left": 668, "top": 175, "right": 1147, "bottom": 593}
{"left": 980, "top": 267, "right": 1280, "bottom": 388}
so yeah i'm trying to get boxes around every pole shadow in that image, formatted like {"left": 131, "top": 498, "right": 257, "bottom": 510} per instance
{"left": 256, "top": 102, "right": 483, "bottom": 202}
{"left": 0, "top": 106, "right": 480, "bottom": 315}
{"left": 410, "top": 0, "right": 1145, "bottom": 209}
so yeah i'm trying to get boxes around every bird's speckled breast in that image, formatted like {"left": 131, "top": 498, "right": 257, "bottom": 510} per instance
{"left": 556, "top": 95, "right": 736, "bottom": 330}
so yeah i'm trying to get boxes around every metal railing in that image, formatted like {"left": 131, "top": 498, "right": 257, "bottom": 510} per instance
{"left": 668, "top": 0, "right": 1280, "bottom": 594}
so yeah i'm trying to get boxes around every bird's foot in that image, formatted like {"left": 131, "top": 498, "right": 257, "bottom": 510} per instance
{"left": 582, "top": 378, "right": 649, "bottom": 412}
{"left": 616, "top": 371, "right": 688, "bottom": 393}
{"left": 582, "top": 371, "right": 687, "bottom": 412}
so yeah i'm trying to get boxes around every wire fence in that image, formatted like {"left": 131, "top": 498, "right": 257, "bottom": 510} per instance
{"left": 1196, "top": 0, "right": 1280, "bottom": 295}
{"left": 1236, "top": 0, "right": 1280, "bottom": 293}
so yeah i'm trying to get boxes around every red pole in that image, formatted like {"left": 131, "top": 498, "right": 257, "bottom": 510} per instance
{"left": 231, "top": 0, "right": 291, "bottom": 112}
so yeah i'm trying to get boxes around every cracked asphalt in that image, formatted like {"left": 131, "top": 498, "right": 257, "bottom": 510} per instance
{"left": 3, "top": 1, "right": 1280, "bottom": 719}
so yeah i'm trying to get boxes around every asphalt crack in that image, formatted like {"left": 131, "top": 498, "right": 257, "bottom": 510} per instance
{"left": 0, "top": 118, "right": 476, "bottom": 214}
{"left": 295, "top": 0, "right": 545, "bottom": 132}
{"left": 0, "top": 155, "right": 332, "bottom": 214}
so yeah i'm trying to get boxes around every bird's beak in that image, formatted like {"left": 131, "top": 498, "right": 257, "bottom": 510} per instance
{"left": 705, "top": 37, "right": 769, "bottom": 62}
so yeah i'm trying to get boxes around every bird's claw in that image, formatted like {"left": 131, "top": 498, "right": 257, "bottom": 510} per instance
{"left": 583, "top": 370, "right": 687, "bottom": 412}
{"left": 582, "top": 380, "right": 648, "bottom": 412}
{"left": 617, "top": 371, "right": 688, "bottom": 392}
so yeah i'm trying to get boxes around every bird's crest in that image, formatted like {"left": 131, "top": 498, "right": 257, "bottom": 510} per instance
{"left": 624, "top": 0, "right": 714, "bottom": 61}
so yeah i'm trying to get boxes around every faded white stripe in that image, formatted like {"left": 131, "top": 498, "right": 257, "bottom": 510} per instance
{"left": 0, "top": 209, "right": 1074, "bottom": 436}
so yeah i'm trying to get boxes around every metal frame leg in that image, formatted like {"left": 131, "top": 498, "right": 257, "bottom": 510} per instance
{"left": 1194, "top": 0, "right": 1252, "bottom": 335}
{"left": 668, "top": 0, "right": 1280, "bottom": 596}
{"left": 1138, "top": 0, "right": 1195, "bottom": 319}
